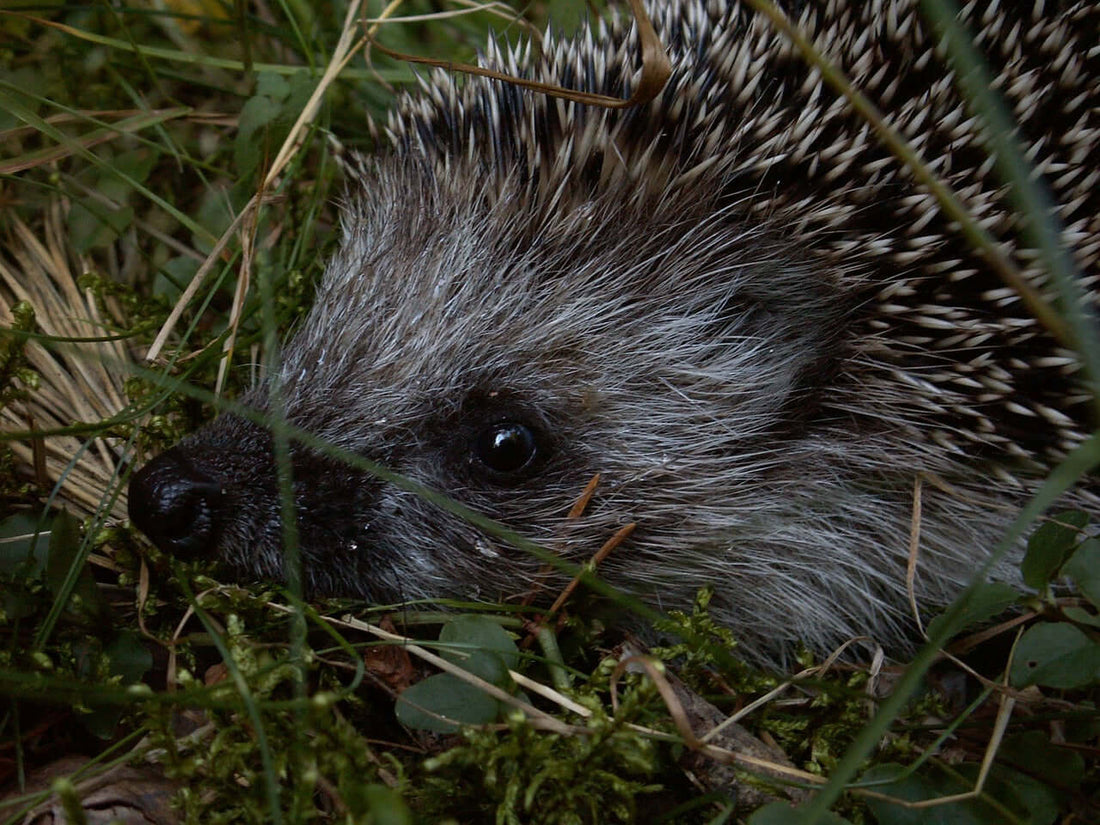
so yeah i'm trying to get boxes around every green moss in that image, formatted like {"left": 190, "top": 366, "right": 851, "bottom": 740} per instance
{"left": 417, "top": 706, "right": 663, "bottom": 825}
{"left": 0, "top": 302, "right": 38, "bottom": 410}
{"left": 142, "top": 614, "right": 412, "bottom": 825}
{"left": 651, "top": 588, "right": 780, "bottom": 695}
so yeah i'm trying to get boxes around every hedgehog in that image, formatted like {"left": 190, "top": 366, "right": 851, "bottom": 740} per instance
{"left": 127, "top": 0, "right": 1100, "bottom": 665}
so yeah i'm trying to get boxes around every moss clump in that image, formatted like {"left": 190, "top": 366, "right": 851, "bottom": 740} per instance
{"left": 143, "top": 613, "right": 413, "bottom": 825}
{"left": 416, "top": 704, "right": 662, "bottom": 825}
{"left": 0, "top": 301, "right": 38, "bottom": 409}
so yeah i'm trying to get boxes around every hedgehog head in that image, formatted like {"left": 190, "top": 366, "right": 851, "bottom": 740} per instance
{"left": 129, "top": 158, "right": 852, "bottom": 611}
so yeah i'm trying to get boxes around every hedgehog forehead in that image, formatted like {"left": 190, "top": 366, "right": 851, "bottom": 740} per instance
{"left": 277, "top": 246, "right": 594, "bottom": 438}
{"left": 281, "top": 171, "right": 807, "bottom": 417}
{"left": 309, "top": 219, "right": 573, "bottom": 358}
{"left": 297, "top": 192, "right": 641, "bottom": 364}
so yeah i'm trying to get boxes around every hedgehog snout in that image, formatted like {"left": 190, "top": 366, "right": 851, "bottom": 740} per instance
{"left": 128, "top": 446, "right": 227, "bottom": 559}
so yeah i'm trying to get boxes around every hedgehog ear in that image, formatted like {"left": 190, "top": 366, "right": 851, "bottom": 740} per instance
{"left": 704, "top": 257, "right": 854, "bottom": 418}
{"left": 722, "top": 267, "right": 851, "bottom": 341}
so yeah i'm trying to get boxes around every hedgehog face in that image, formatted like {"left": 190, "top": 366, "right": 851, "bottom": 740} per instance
{"left": 128, "top": 170, "right": 851, "bottom": 606}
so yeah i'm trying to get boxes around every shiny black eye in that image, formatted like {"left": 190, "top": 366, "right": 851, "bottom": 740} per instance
{"left": 473, "top": 421, "right": 538, "bottom": 474}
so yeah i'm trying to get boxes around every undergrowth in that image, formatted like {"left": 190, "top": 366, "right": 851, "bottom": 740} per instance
{"left": 0, "top": 1, "right": 1098, "bottom": 824}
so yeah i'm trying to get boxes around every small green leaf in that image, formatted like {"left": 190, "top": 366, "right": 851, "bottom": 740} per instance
{"left": 925, "top": 581, "right": 1020, "bottom": 640}
{"left": 395, "top": 672, "right": 500, "bottom": 733}
{"left": 1062, "top": 538, "right": 1100, "bottom": 608}
{"left": 1021, "top": 511, "right": 1089, "bottom": 590}
{"left": 957, "top": 763, "right": 1060, "bottom": 825}
{"left": 1066, "top": 702, "right": 1100, "bottom": 741}
{"left": 65, "top": 151, "right": 152, "bottom": 253}
{"left": 458, "top": 649, "right": 508, "bottom": 685}
{"left": 82, "top": 706, "right": 120, "bottom": 740}
{"left": 154, "top": 255, "right": 201, "bottom": 301}
{"left": 105, "top": 629, "right": 153, "bottom": 684}
{"left": 1062, "top": 606, "right": 1100, "bottom": 628}
{"left": 1010, "top": 623, "right": 1100, "bottom": 689}
{"left": 79, "top": 629, "right": 154, "bottom": 738}
{"left": 233, "top": 72, "right": 295, "bottom": 182}
{"left": 44, "top": 510, "right": 108, "bottom": 622}
{"left": 0, "top": 68, "right": 49, "bottom": 130}
{"left": 394, "top": 616, "right": 520, "bottom": 732}
{"left": 43, "top": 508, "right": 81, "bottom": 594}
{"left": 255, "top": 72, "right": 290, "bottom": 99}
{"left": 860, "top": 763, "right": 1033, "bottom": 825}
{"left": 997, "top": 731, "right": 1084, "bottom": 788}
{"left": 194, "top": 188, "right": 238, "bottom": 253}
{"left": 439, "top": 615, "right": 520, "bottom": 679}
{"left": 112, "top": 147, "right": 156, "bottom": 186}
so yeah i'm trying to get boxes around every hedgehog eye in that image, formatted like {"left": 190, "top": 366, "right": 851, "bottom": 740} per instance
{"left": 473, "top": 421, "right": 538, "bottom": 474}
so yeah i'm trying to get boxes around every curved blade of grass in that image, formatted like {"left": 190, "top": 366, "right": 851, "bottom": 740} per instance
{"left": 0, "top": 11, "right": 412, "bottom": 83}
{"left": 0, "top": 84, "right": 216, "bottom": 246}
{"left": 741, "top": 0, "right": 1085, "bottom": 376}
{"left": 0, "top": 108, "right": 191, "bottom": 175}
{"left": 797, "top": 431, "right": 1100, "bottom": 823}
{"left": 919, "top": 0, "right": 1100, "bottom": 408}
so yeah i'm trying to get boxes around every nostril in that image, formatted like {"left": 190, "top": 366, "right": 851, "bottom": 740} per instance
{"left": 128, "top": 448, "right": 225, "bottom": 558}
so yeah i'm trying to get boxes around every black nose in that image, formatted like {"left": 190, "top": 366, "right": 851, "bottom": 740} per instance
{"left": 128, "top": 447, "right": 225, "bottom": 557}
